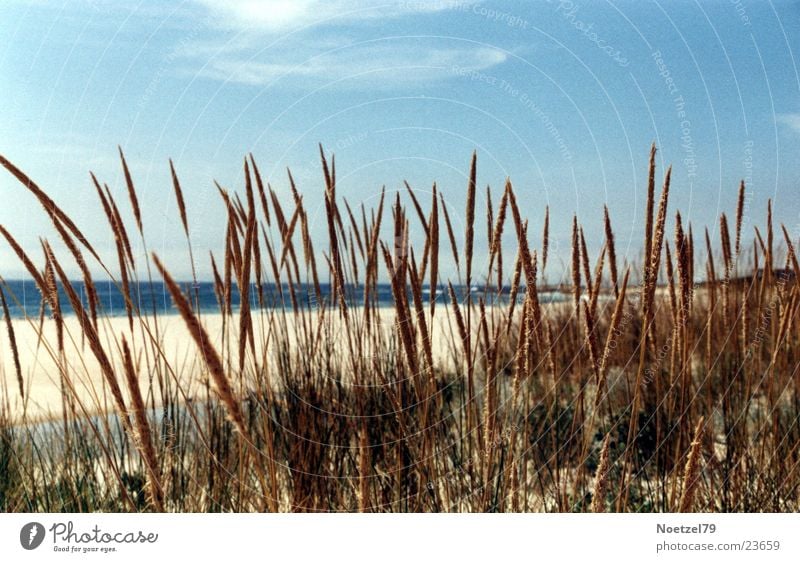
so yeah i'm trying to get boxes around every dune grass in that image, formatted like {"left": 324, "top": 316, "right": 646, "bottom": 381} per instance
{"left": 0, "top": 144, "right": 799, "bottom": 512}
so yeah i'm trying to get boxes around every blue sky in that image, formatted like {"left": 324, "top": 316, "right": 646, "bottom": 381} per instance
{"left": 1, "top": 0, "right": 799, "bottom": 282}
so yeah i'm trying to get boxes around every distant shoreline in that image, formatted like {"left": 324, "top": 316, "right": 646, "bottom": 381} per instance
{"left": 0, "top": 278, "right": 571, "bottom": 319}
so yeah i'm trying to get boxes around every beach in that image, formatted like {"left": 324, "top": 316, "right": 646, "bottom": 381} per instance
{"left": 1, "top": 305, "right": 478, "bottom": 422}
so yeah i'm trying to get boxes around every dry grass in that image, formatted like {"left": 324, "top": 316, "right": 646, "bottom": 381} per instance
{"left": 0, "top": 145, "right": 799, "bottom": 513}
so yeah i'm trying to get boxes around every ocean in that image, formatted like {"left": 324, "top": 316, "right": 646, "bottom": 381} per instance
{"left": 0, "top": 279, "right": 568, "bottom": 319}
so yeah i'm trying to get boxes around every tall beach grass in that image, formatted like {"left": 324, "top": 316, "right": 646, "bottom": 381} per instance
{"left": 0, "top": 145, "right": 798, "bottom": 512}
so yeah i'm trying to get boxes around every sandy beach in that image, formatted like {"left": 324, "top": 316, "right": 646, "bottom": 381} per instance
{"left": 0, "top": 305, "right": 479, "bottom": 421}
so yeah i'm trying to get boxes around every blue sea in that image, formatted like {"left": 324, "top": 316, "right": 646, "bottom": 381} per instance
{"left": 0, "top": 279, "right": 569, "bottom": 319}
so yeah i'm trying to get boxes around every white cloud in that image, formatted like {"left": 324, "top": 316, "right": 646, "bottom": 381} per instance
{"left": 192, "top": 0, "right": 470, "bottom": 32}
{"left": 181, "top": 1, "right": 502, "bottom": 89}
{"left": 194, "top": 44, "right": 506, "bottom": 87}
{"left": 199, "top": 0, "right": 319, "bottom": 32}
{"left": 778, "top": 113, "right": 800, "bottom": 135}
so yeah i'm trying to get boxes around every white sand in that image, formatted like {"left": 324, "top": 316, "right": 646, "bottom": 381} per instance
{"left": 1, "top": 305, "right": 482, "bottom": 421}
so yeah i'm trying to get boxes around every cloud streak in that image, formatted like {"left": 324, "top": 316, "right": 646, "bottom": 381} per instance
{"left": 179, "top": 1, "right": 505, "bottom": 89}
{"left": 192, "top": 0, "right": 468, "bottom": 33}
{"left": 777, "top": 113, "right": 800, "bottom": 135}
{"left": 193, "top": 43, "right": 507, "bottom": 87}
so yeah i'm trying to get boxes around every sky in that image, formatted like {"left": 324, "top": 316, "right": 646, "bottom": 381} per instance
{"left": 1, "top": 0, "right": 799, "bottom": 283}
